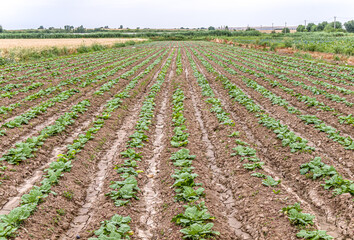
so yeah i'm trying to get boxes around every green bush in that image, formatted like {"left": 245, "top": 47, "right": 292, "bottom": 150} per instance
{"left": 77, "top": 44, "right": 90, "bottom": 53}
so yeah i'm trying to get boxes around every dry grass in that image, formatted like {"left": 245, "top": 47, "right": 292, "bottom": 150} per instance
{"left": 0, "top": 38, "right": 147, "bottom": 63}
{"left": 0, "top": 38, "right": 147, "bottom": 49}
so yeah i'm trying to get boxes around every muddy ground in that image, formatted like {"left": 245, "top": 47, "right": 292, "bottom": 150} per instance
{"left": 0, "top": 41, "right": 353, "bottom": 240}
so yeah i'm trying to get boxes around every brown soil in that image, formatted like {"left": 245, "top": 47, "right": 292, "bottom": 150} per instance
{"left": 0, "top": 42, "right": 353, "bottom": 240}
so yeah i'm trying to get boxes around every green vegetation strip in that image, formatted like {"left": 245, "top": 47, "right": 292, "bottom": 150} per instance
{"left": 195, "top": 47, "right": 354, "bottom": 150}
{"left": 0, "top": 49, "right": 164, "bottom": 239}
{"left": 95, "top": 48, "right": 166, "bottom": 95}
{"left": 186, "top": 43, "right": 332, "bottom": 239}
{"left": 300, "top": 157, "right": 354, "bottom": 196}
{"left": 170, "top": 87, "right": 219, "bottom": 239}
{"left": 213, "top": 47, "right": 354, "bottom": 106}
{"left": 0, "top": 100, "right": 90, "bottom": 164}
{"left": 90, "top": 50, "right": 174, "bottom": 239}
{"left": 0, "top": 89, "right": 78, "bottom": 134}
{"left": 0, "top": 47, "right": 152, "bottom": 116}
{"left": 0, "top": 82, "right": 44, "bottom": 99}
{"left": 282, "top": 203, "right": 333, "bottom": 240}
{"left": 187, "top": 48, "right": 313, "bottom": 153}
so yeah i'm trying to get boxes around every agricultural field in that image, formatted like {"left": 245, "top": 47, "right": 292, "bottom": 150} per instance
{"left": 0, "top": 38, "right": 147, "bottom": 49}
{"left": 0, "top": 41, "right": 353, "bottom": 240}
{"left": 220, "top": 33, "right": 354, "bottom": 56}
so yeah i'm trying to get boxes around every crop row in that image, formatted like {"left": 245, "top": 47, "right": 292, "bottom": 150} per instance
{"left": 188, "top": 47, "right": 314, "bottom": 153}
{"left": 0, "top": 47, "right": 138, "bottom": 82}
{"left": 0, "top": 48, "right": 133, "bottom": 87}
{"left": 90, "top": 49, "right": 174, "bottom": 239}
{"left": 223, "top": 44, "right": 354, "bottom": 86}
{"left": 0, "top": 47, "right": 155, "bottom": 120}
{"left": 169, "top": 87, "right": 219, "bottom": 239}
{"left": 223, "top": 45, "right": 354, "bottom": 89}
{"left": 194, "top": 48, "right": 354, "bottom": 150}
{"left": 207, "top": 47, "right": 354, "bottom": 109}
{"left": 224, "top": 43, "right": 354, "bottom": 83}
{"left": 0, "top": 48, "right": 165, "bottom": 239}
{"left": 185, "top": 44, "right": 335, "bottom": 239}
{"left": 0, "top": 99, "right": 91, "bottom": 238}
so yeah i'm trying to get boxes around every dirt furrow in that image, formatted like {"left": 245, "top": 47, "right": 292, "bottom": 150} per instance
{"left": 0, "top": 118, "right": 93, "bottom": 215}
{"left": 0, "top": 50, "right": 170, "bottom": 208}
{"left": 62, "top": 98, "right": 144, "bottom": 239}
{"left": 186, "top": 46, "right": 353, "bottom": 238}
{"left": 190, "top": 47, "right": 354, "bottom": 176}
{"left": 213, "top": 47, "right": 354, "bottom": 115}
{"left": 186, "top": 66, "right": 252, "bottom": 240}
{"left": 12, "top": 57, "right": 167, "bottom": 239}
{"left": 0, "top": 48, "right": 162, "bottom": 151}
{"left": 0, "top": 47, "right": 152, "bottom": 123}
{"left": 136, "top": 68, "right": 171, "bottom": 239}
{"left": 12, "top": 49, "right": 174, "bottom": 240}
{"left": 63, "top": 52, "right": 173, "bottom": 239}
{"left": 219, "top": 45, "right": 354, "bottom": 93}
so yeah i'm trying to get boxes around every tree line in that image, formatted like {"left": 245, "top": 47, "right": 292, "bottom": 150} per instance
{"left": 296, "top": 20, "right": 354, "bottom": 33}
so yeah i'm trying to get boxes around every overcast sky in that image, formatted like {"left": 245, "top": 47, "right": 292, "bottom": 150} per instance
{"left": 1, "top": 0, "right": 353, "bottom": 29}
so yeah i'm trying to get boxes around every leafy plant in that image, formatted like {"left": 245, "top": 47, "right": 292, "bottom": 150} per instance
{"left": 231, "top": 146, "right": 256, "bottom": 157}
{"left": 251, "top": 172, "right": 266, "bottom": 178}
{"left": 243, "top": 162, "right": 264, "bottom": 170}
{"left": 228, "top": 131, "right": 240, "bottom": 137}
{"left": 262, "top": 176, "right": 281, "bottom": 187}
{"left": 300, "top": 157, "right": 337, "bottom": 179}
{"left": 180, "top": 223, "right": 220, "bottom": 240}
{"left": 89, "top": 214, "right": 133, "bottom": 240}
{"left": 296, "top": 230, "right": 333, "bottom": 240}
{"left": 172, "top": 202, "right": 213, "bottom": 226}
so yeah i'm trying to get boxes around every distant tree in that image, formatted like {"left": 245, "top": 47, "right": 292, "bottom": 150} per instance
{"left": 119, "top": 25, "right": 123, "bottom": 29}
{"left": 0, "top": 25, "right": 3, "bottom": 33}
{"left": 296, "top": 25, "right": 305, "bottom": 32}
{"left": 38, "top": 25, "right": 44, "bottom": 29}
{"left": 75, "top": 25, "right": 86, "bottom": 33}
{"left": 317, "top": 21, "right": 328, "bottom": 31}
{"left": 310, "top": 25, "right": 317, "bottom": 32}
{"left": 208, "top": 26, "right": 215, "bottom": 30}
{"left": 246, "top": 27, "right": 255, "bottom": 31}
{"left": 324, "top": 24, "right": 335, "bottom": 32}
{"left": 64, "top": 25, "right": 74, "bottom": 32}
{"left": 329, "top": 21, "right": 342, "bottom": 29}
{"left": 104, "top": 26, "right": 109, "bottom": 29}
{"left": 225, "top": 26, "right": 229, "bottom": 30}
{"left": 282, "top": 27, "right": 290, "bottom": 33}
{"left": 344, "top": 20, "right": 354, "bottom": 33}
{"left": 48, "top": 27, "right": 54, "bottom": 30}
{"left": 306, "top": 23, "right": 316, "bottom": 32}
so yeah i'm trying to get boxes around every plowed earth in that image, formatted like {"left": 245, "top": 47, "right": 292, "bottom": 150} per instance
{"left": 0, "top": 41, "right": 353, "bottom": 240}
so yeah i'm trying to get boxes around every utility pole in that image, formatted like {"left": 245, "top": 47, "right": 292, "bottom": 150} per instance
{"left": 304, "top": 20, "right": 306, "bottom": 30}
{"left": 334, "top": 16, "right": 336, "bottom": 29}
{"left": 285, "top": 22, "right": 287, "bottom": 33}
